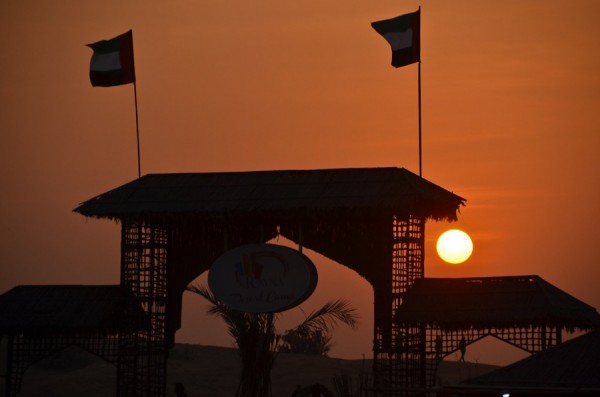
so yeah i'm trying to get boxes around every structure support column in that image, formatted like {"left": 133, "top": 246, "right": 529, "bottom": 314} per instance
{"left": 118, "top": 220, "right": 169, "bottom": 397}
{"left": 373, "top": 215, "right": 425, "bottom": 396}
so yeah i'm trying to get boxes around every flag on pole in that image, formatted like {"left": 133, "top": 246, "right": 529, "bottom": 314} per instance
{"left": 87, "top": 30, "right": 136, "bottom": 87}
{"left": 371, "top": 10, "right": 420, "bottom": 68}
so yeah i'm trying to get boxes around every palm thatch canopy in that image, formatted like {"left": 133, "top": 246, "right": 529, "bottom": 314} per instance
{"left": 0, "top": 285, "right": 146, "bottom": 335}
{"left": 465, "top": 330, "right": 600, "bottom": 390}
{"left": 73, "top": 167, "right": 465, "bottom": 222}
{"left": 395, "top": 276, "right": 600, "bottom": 330}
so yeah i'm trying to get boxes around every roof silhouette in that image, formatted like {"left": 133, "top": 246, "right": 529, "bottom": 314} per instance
{"left": 0, "top": 285, "right": 146, "bottom": 334}
{"left": 395, "top": 275, "right": 600, "bottom": 330}
{"left": 73, "top": 167, "right": 465, "bottom": 221}
{"left": 466, "top": 330, "right": 600, "bottom": 389}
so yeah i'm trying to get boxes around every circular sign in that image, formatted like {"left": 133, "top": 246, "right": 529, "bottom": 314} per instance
{"left": 208, "top": 244, "right": 318, "bottom": 313}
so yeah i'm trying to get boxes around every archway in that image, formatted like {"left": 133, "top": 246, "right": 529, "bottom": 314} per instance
{"left": 177, "top": 235, "right": 375, "bottom": 360}
{"left": 447, "top": 334, "right": 530, "bottom": 366}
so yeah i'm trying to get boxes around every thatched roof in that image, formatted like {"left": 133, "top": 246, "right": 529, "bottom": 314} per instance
{"left": 465, "top": 330, "right": 600, "bottom": 390}
{"left": 395, "top": 276, "right": 600, "bottom": 330}
{"left": 0, "top": 285, "right": 146, "bottom": 335}
{"left": 73, "top": 167, "right": 465, "bottom": 222}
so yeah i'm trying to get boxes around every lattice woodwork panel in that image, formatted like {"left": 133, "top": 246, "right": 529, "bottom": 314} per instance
{"left": 374, "top": 215, "right": 425, "bottom": 397}
{"left": 4, "top": 334, "right": 119, "bottom": 397}
{"left": 118, "top": 220, "right": 169, "bottom": 397}
{"left": 391, "top": 216, "right": 425, "bottom": 310}
{"left": 422, "top": 325, "right": 563, "bottom": 387}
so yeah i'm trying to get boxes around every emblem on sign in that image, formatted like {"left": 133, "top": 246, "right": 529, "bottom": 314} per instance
{"left": 208, "top": 244, "right": 318, "bottom": 313}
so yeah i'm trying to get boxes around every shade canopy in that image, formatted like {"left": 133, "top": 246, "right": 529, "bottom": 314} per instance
{"left": 73, "top": 167, "right": 465, "bottom": 222}
{"left": 466, "top": 330, "right": 600, "bottom": 389}
{"left": 395, "top": 275, "right": 600, "bottom": 330}
{"left": 0, "top": 285, "right": 146, "bottom": 335}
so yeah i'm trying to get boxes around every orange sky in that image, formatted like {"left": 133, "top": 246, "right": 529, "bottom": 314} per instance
{"left": 1, "top": 0, "right": 599, "bottom": 365}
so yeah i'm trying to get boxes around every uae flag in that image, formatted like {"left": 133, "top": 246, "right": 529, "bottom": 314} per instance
{"left": 87, "top": 30, "right": 135, "bottom": 87}
{"left": 371, "top": 10, "right": 420, "bottom": 68}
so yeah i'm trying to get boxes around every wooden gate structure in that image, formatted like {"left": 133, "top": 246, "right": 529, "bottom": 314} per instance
{"left": 3, "top": 167, "right": 599, "bottom": 396}
{"left": 71, "top": 167, "right": 465, "bottom": 396}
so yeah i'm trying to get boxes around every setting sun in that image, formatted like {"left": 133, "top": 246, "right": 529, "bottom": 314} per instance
{"left": 436, "top": 229, "right": 473, "bottom": 264}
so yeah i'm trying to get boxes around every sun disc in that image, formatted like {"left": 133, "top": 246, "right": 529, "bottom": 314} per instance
{"left": 436, "top": 229, "right": 473, "bottom": 264}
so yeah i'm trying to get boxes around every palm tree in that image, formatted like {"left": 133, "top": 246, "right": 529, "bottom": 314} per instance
{"left": 280, "top": 299, "right": 360, "bottom": 356}
{"left": 188, "top": 285, "right": 359, "bottom": 397}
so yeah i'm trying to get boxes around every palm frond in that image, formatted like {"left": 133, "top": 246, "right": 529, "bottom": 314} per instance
{"left": 296, "top": 298, "right": 359, "bottom": 334}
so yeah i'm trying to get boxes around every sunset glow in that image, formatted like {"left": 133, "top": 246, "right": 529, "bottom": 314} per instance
{"left": 1, "top": 0, "right": 599, "bottom": 366}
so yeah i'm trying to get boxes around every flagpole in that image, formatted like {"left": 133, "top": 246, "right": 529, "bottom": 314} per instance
{"left": 130, "top": 29, "right": 141, "bottom": 179}
{"left": 131, "top": 31, "right": 142, "bottom": 178}
{"left": 418, "top": 6, "right": 422, "bottom": 178}
{"left": 371, "top": 8, "right": 422, "bottom": 176}
{"left": 133, "top": 81, "right": 141, "bottom": 178}
{"left": 418, "top": 60, "right": 422, "bottom": 177}
{"left": 88, "top": 30, "right": 141, "bottom": 178}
